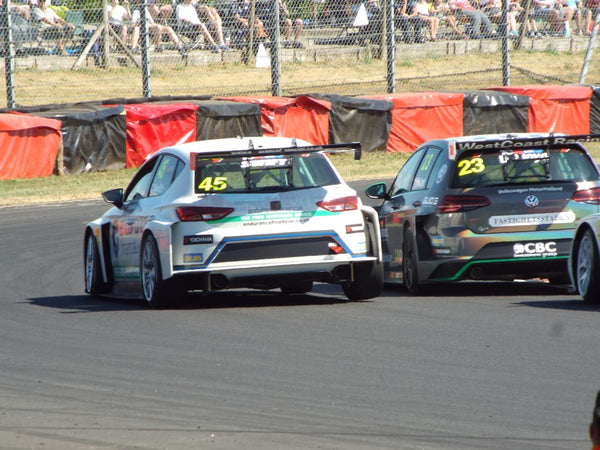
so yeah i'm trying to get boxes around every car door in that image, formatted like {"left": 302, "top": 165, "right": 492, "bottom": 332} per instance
{"left": 106, "top": 156, "right": 161, "bottom": 281}
{"left": 379, "top": 146, "right": 445, "bottom": 280}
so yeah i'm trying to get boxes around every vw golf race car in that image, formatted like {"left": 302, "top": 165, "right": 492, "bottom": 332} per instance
{"left": 366, "top": 133, "right": 600, "bottom": 294}
{"left": 84, "top": 137, "right": 383, "bottom": 307}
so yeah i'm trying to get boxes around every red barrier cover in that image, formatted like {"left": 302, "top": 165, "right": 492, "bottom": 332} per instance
{"left": 217, "top": 96, "right": 331, "bottom": 145}
{"left": 488, "top": 85, "right": 592, "bottom": 134}
{"left": 123, "top": 103, "right": 198, "bottom": 168}
{"left": 0, "top": 113, "right": 62, "bottom": 180}
{"left": 363, "top": 92, "right": 464, "bottom": 152}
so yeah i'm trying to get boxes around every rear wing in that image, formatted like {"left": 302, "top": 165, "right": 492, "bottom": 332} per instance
{"left": 450, "top": 133, "right": 600, "bottom": 159}
{"left": 191, "top": 141, "right": 361, "bottom": 169}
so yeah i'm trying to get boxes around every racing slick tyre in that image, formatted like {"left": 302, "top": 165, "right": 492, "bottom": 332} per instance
{"left": 281, "top": 281, "right": 313, "bottom": 294}
{"left": 403, "top": 228, "right": 420, "bottom": 295}
{"left": 575, "top": 228, "right": 600, "bottom": 305}
{"left": 342, "top": 261, "right": 383, "bottom": 301}
{"left": 84, "top": 232, "right": 109, "bottom": 296}
{"left": 140, "top": 234, "right": 170, "bottom": 309}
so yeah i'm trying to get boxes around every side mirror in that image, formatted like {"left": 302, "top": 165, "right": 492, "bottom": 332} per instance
{"left": 365, "top": 182, "right": 389, "bottom": 200}
{"left": 102, "top": 188, "right": 124, "bottom": 208}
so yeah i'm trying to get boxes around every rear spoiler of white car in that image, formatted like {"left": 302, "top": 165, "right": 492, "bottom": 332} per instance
{"left": 190, "top": 141, "right": 362, "bottom": 169}
{"left": 451, "top": 133, "right": 600, "bottom": 157}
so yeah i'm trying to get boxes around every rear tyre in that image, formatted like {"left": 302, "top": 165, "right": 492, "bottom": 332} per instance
{"left": 403, "top": 228, "right": 420, "bottom": 295}
{"left": 342, "top": 261, "right": 383, "bottom": 301}
{"left": 140, "top": 235, "right": 170, "bottom": 309}
{"left": 84, "top": 232, "right": 108, "bottom": 296}
{"left": 281, "top": 280, "right": 313, "bottom": 294}
{"left": 575, "top": 229, "right": 600, "bottom": 305}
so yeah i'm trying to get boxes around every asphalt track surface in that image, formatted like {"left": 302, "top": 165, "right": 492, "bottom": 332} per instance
{"left": 1, "top": 180, "right": 599, "bottom": 449}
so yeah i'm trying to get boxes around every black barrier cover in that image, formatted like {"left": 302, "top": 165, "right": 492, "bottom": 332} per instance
{"left": 462, "top": 90, "right": 529, "bottom": 136}
{"left": 24, "top": 103, "right": 127, "bottom": 174}
{"left": 192, "top": 100, "right": 263, "bottom": 140}
{"left": 308, "top": 94, "right": 392, "bottom": 152}
{"left": 590, "top": 86, "right": 600, "bottom": 134}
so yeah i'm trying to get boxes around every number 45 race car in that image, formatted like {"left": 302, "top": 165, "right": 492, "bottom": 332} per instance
{"left": 84, "top": 137, "right": 383, "bottom": 308}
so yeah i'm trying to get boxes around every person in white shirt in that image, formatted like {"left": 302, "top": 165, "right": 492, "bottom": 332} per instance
{"left": 132, "top": 3, "right": 186, "bottom": 54}
{"left": 108, "top": 0, "right": 140, "bottom": 52}
{"left": 31, "top": 0, "right": 75, "bottom": 55}
{"left": 176, "top": 0, "right": 230, "bottom": 52}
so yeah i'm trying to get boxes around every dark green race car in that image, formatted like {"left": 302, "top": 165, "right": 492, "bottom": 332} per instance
{"left": 367, "top": 133, "right": 600, "bottom": 294}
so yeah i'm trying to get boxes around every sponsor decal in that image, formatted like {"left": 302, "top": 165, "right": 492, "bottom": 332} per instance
{"left": 345, "top": 224, "right": 365, "bottom": 234}
{"left": 241, "top": 211, "right": 315, "bottom": 227}
{"left": 524, "top": 195, "right": 539, "bottom": 208}
{"left": 436, "top": 163, "right": 448, "bottom": 184}
{"left": 184, "top": 253, "right": 204, "bottom": 263}
{"left": 423, "top": 196, "right": 439, "bottom": 206}
{"left": 497, "top": 186, "right": 564, "bottom": 195}
{"left": 184, "top": 235, "right": 214, "bottom": 245}
{"left": 513, "top": 241, "right": 557, "bottom": 258}
{"left": 489, "top": 211, "right": 575, "bottom": 227}
{"left": 499, "top": 149, "right": 548, "bottom": 163}
{"left": 111, "top": 224, "right": 119, "bottom": 258}
{"left": 434, "top": 248, "right": 452, "bottom": 255}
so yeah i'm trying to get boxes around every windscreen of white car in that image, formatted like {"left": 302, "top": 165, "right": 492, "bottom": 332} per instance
{"left": 194, "top": 154, "right": 341, "bottom": 193}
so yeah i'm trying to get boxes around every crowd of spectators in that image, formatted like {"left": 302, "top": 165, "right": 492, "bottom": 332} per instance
{"left": 4, "top": 0, "right": 597, "bottom": 57}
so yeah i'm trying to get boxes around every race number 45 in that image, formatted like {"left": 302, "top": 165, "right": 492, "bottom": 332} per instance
{"left": 198, "top": 176, "right": 228, "bottom": 191}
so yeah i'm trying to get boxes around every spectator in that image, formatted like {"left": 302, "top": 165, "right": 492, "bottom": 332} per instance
{"left": 196, "top": 2, "right": 231, "bottom": 49}
{"left": 131, "top": 1, "right": 186, "bottom": 54}
{"left": 108, "top": 0, "right": 140, "bottom": 52}
{"left": 556, "top": 0, "right": 575, "bottom": 36}
{"left": 231, "top": 0, "right": 269, "bottom": 46}
{"left": 279, "top": 0, "right": 304, "bottom": 48}
{"left": 31, "top": 0, "right": 74, "bottom": 55}
{"left": 176, "top": 0, "right": 229, "bottom": 52}
{"left": 566, "top": 0, "right": 591, "bottom": 34}
{"left": 531, "top": 0, "right": 570, "bottom": 35}
{"left": 481, "top": 0, "right": 521, "bottom": 36}
{"left": 411, "top": 0, "right": 440, "bottom": 40}
{"left": 430, "top": 0, "right": 470, "bottom": 39}
{"left": 508, "top": 0, "right": 543, "bottom": 38}
{"left": 448, "top": 0, "right": 497, "bottom": 39}
{"left": 395, "top": 0, "right": 426, "bottom": 43}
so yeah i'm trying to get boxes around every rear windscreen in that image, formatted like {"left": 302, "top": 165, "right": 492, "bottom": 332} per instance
{"left": 194, "top": 153, "right": 340, "bottom": 193}
{"left": 451, "top": 147, "right": 599, "bottom": 188}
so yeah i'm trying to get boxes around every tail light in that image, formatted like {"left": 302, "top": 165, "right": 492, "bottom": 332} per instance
{"left": 436, "top": 195, "right": 490, "bottom": 214}
{"left": 572, "top": 187, "right": 600, "bottom": 205}
{"left": 176, "top": 206, "right": 234, "bottom": 221}
{"left": 317, "top": 196, "right": 359, "bottom": 212}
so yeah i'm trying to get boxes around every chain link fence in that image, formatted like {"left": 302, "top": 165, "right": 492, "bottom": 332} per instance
{"left": 1, "top": 0, "right": 600, "bottom": 107}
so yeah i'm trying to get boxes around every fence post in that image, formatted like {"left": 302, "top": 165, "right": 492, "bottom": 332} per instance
{"left": 386, "top": 0, "right": 395, "bottom": 93}
{"left": 140, "top": 0, "right": 151, "bottom": 98}
{"left": 270, "top": 0, "right": 281, "bottom": 96}
{"left": 2, "top": 0, "right": 16, "bottom": 109}
{"left": 501, "top": 0, "right": 510, "bottom": 85}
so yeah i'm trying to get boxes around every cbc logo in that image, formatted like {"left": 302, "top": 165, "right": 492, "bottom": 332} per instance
{"left": 513, "top": 241, "right": 556, "bottom": 255}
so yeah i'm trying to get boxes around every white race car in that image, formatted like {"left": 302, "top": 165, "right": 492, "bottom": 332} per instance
{"left": 84, "top": 137, "right": 383, "bottom": 307}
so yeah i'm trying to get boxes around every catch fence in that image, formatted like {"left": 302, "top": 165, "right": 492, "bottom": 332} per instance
{"left": 1, "top": 0, "right": 600, "bottom": 107}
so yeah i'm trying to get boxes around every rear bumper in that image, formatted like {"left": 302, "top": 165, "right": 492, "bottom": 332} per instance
{"left": 171, "top": 256, "right": 378, "bottom": 291}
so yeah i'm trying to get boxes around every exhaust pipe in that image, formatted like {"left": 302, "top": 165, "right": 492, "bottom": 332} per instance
{"left": 210, "top": 274, "right": 229, "bottom": 290}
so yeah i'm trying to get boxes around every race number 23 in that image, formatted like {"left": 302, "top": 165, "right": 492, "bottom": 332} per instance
{"left": 457, "top": 157, "right": 485, "bottom": 176}
{"left": 198, "top": 176, "right": 228, "bottom": 191}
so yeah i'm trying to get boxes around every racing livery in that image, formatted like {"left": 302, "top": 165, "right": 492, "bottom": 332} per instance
{"left": 84, "top": 137, "right": 383, "bottom": 307}
{"left": 366, "top": 133, "right": 600, "bottom": 294}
